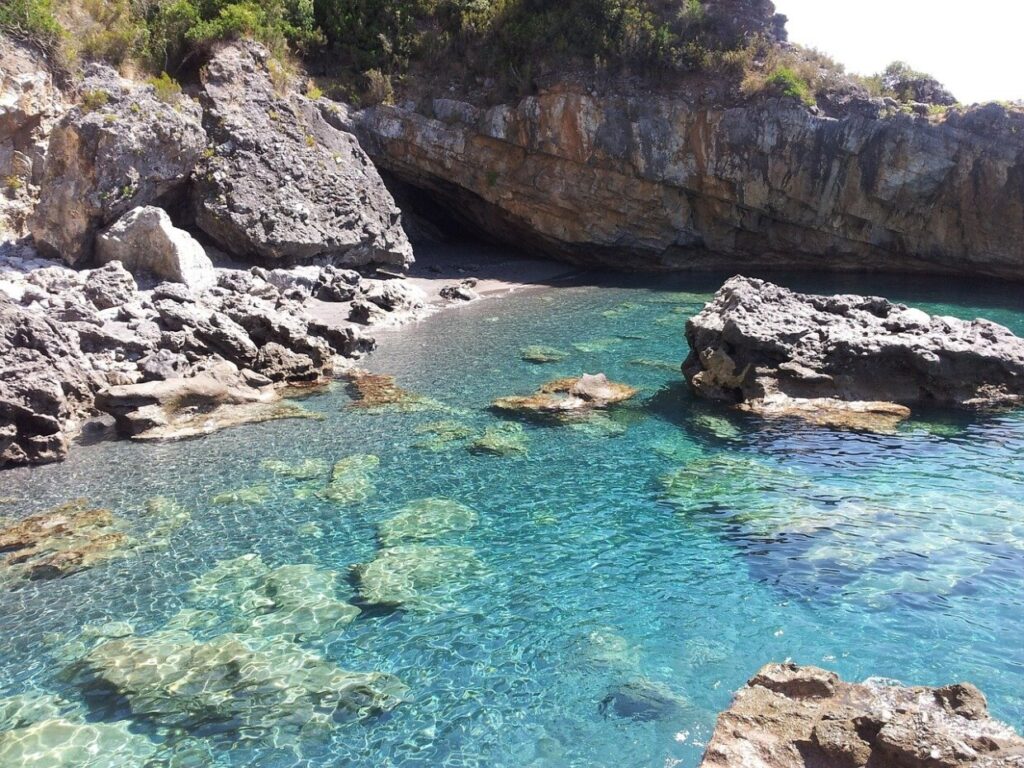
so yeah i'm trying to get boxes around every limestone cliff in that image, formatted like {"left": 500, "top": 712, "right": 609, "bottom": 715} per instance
{"left": 356, "top": 91, "right": 1024, "bottom": 278}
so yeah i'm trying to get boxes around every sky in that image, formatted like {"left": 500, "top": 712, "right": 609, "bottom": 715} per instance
{"left": 772, "top": 0, "right": 1024, "bottom": 104}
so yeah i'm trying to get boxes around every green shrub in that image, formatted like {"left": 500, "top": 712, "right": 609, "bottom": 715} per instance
{"left": 362, "top": 68, "right": 394, "bottom": 106}
{"left": 80, "top": 89, "right": 110, "bottom": 112}
{"left": 764, "top": 67, "right": 814, "bottom": 105}
{"left": 0, "top": 0, "right": 63, "bottom": 52}
{"left": 147, "top": 71, "right": 183, "bottom": 103}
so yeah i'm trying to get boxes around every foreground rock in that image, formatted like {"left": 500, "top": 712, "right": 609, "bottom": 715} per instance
{"left": 700, "top": 662, "right": 1024, "bottom": 768}
{"left": 29, "top": 64, "right": 206, "bottom": 265}
{"left": 683, "top": 277, "right": 1024, "bottom": 428}
{"left": 192, "top": 42, "right": 411, "bottom": 268}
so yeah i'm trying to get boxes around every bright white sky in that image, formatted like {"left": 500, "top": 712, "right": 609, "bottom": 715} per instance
{"left": 773, "top": 0, "right": 1024, "bottom": 104}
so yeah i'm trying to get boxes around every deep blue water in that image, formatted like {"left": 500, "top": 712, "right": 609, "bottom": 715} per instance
{"left": 0, "top": 266, "right": 1022, "bottom": 767}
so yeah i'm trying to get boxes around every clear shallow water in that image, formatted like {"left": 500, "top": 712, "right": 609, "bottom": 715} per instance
{"left": 1, "top": 266, "right": 1023, "bottom": 767}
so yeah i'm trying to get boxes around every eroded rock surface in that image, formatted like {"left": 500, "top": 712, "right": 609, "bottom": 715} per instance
{"left": 683, "top": 277, "right": 1024, "bottom": 425}
{"left": 493, "top": 374, "right": 637, "bottom": 417}
{"left": 29, "top": 64, "right": 206, "bottom": 265}
{"left": 192, "top": 42, "right": 411, "bottom": 268}
{"left": 699, "top": 662, "right": 1024, "bottom": 768}
{"left": 358, "top": 92, "right": 1024, "bottom": 278}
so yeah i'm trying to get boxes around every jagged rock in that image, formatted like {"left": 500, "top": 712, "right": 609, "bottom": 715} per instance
{"left": 699, "top": 662, "right": 1024, "bottom": 768}
{"left": 360, "top": 278, "right": 427, "bottom": 314}
{"left": 357, "top": 91, "right": 1024, "bottom": 279}
{"left": 683, "top": 277, "right": 1024, "bottom": 426}
{"left": 137, "top": 348, "right": 188, "bottom": 382}
{"left": 192, "top": 41, "right": 411, "bottom": 268}
{"left": 439, "top": 279, "right": 480, "bottom": 302}
{"left": 94, "top": 361, "right": 317, "bottom": 441}
{"left": 29, "top": 64, "right": 206, "bottom": 266}
{"left": 0, "top": 293, "right": 96, "bottom": 467}
{"left": 96, "top": 206, "right": 216, "bottom": 293}
{"left": 82, "top": 261, "right": 137, "bottom": 310}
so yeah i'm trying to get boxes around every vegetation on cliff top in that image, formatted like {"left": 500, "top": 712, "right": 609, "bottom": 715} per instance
{"left": 1, "top": 0, "right": 956, "bottom": 109}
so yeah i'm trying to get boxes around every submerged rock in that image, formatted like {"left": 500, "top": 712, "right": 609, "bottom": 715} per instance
{"left": 470, "top": 422, "right": 529, "bottom": 456}
{"left": 260, "top": 457, "right": 328, "bottom": 480}
{"left": 210, "top": 484, "right": 272, "bottom": 506}
{"left": 0, "top": 718, "right": 159, "bottom": 767}
{"left": 684, "top": 277, "right": 1024, "bottom": 430}
{"left": 699, "top": 662, "right": 1024, "bottom": 768}
{"left": 600, "top": 679, "right": 688, "bottom": 722}
{"left": 493, "top": 374, "right": 637, "bottom": 417}
{"left": 345, "top": 370, "right": 445, "bottom": 412}
{"left": 355, "top": 544, "right": 481, "bottom": 609}
{"left": 0, "top": 499, "right": 129, "bottom": 583}
{"left": 378, "top": 498, "right": 479, "bottom": 547}
{"left": 323, "top": 454, "right": 379, "bottom": 504}
{"left": 520, "top": 345, "right": 570, "bottom": 364}
{"left": 412, "top": 420, "right": 475, "bottom": 452}
{"left": 78, "top": 630, "right": 407, "bottom": 732}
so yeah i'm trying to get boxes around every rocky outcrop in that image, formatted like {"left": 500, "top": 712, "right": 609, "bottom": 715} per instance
{"left": 29, "top": 64, "right": 206, "bottom": 266}
{"left": 96, "top": 206, "right": 216, "bottom": 293}
{"left": 357, "top": 91, "right": 1024, "bottom": 278}
{"left": 0, "top": 250, "right": 387, "bottom": 468}
{"left": 0, "top": 37, "right": 64, "bottom": 232}
{"left": 192, "top": 42, "right": 412, "bottom": 269}
{"left": 0, "top": 292, "right": 97, "bottom": 466}
{"left": 682, "top": 277, "right": 1024, "bottom": 426}
{"left": 699, "top": 663, "right": 1024, "bottom": 768}
{"left": 492, "top": 374, "right": 637, "bottom": 417}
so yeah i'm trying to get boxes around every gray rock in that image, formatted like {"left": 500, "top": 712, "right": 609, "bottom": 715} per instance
{"left": 439, "top": 279, "right": 480, "bottom": 302}
{"left": 191, "top": 42, "right": 412, "bottom": 269}
{"left": 138, "top": 349, "right": 188, "bottom": 382}
{"left": 96, "top": 207, "right": 216, "bottom": 293}
{"left": 82, "top": 262, "right": 137, "bottom": 310}
{"left": 683, "top": 277, "right": 1024, "bottom": 422}
{"left": 360, "top": 278, "right": 426, "bottom": 313}
{"left": 29, "top": 64, "right": 206, "bottom": 266}
{"left": 700, "top": 662, "right": 1024, "bottom": 768}
{"left": 0, "top": 294, "right": 96, "bottom": 467}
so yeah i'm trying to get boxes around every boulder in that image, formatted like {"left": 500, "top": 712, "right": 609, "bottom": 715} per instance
{"left": 29, "top": 64, "right": 206, "bottom": 265}
{"left": 492, "top": 374, "right": 637, "bottom": 417}
{"left": 683, "top": 277, "right": 1024, "bottom": 426}
{"left": 699, "top": 662, "right": 1024, "bottom": 768}
{"left": 96, "top": 206, "right": 216, "bottom": 293}
{"left": 0, "top": 293, "right": 96, "bottom": 467}
{"left": 82, "top": 261, "right": 137, "bottom": 310}
{"left": 191, "top": 42, "right": 412, "bottom": 268}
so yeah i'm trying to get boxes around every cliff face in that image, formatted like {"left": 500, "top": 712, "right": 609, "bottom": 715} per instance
{"left": 356, "top": 91, "right": 1024, "bottom": 278}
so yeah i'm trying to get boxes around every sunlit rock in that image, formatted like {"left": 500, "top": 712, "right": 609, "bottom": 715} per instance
{"left": 355, "top": 544, "right": 481, "bottom": 609}
{"left": 0, "top": 499, "right": 130, "bottom": 583}
{"left": 78, "top": 630, "right": 407, "bottom": 732}
{"left": 210, "top": 484, "right": 272, "bottom": 506}
{"left": 139, "top": 496, "right": 191, "bottom": 550}
{"left": 345, "top": 371, "right": 446, "bottom": 413}
{"left": 492, "top": 374, "right": 637, "bottom": 417}
{"left": 0, "top": 718, "right": 159, "bottom": 767}
{"left": 693, "top": 413, "right": 742, "bottom": 440}
{"left": 470, "top": 423, "right": 529, "bottom": 456}
{"left": 520, "top": 345, "right": 570, "bottom": 363}
{"left": 378, "top": 498, "right": 479, "bottom": 547}
{"left": 322, "top": 454, "right": 379, "bottom": 504}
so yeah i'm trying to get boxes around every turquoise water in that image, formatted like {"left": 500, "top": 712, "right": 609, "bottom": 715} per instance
{"left": 1, "top": 267, "right": 1023, "bottom": 767}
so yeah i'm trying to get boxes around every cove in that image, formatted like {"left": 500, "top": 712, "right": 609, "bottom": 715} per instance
{"left": 1, "top": 261, "right": 1022, "bottom": 767}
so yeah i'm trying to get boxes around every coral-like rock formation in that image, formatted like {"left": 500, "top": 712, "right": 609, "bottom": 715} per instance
{"left": 699, "top": 662, "right": 1024, "bottom": 768}
{"left": 357, "top": 92, "right": 1024, "bottom": 278}
{"left": 683, "top": 277, "right": 1024, "bottom": 425}
{"left": 192, "top": 42, "right": 412, "bottom": 268}
{"left": 29, "top": 64, "right": 206, "bottom": 265}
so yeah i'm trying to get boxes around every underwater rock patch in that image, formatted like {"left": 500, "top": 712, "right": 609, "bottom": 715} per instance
{"left": 600, "top": 679, "right": 688, "bottom": 722}
{"left": 354, "top": 544, "right": 481, "bottom": 609}
{"left": 322, "top": 454, "right": 380, "bottom": 504}
{"left": 0, "top": 718, "right": 159, "bottom": 767}
{"left": 0, "top": 499, "right": 130, "bottom": 583}
{"left": 210, "top": 484, "right": 272, "bottom": 506}
{"left": 470, "top": 423, "right": 529, "bottom": 456}
{"left": 378, "top": 498, "right": 479, "bottom": 547}
{"left": 260, "top": 458, "right": 329, "bottom": 480}
{"left": 520, "top": 345, "right": 570, "bottom": 364}
{"left": 78, "top": 630, "right": 408, "bottom": 733}
{"left": 412, "top": 420, "right": 475, "bottom": 452}
{"left": 344, "top": 370, "right": 445, "bottom": 412}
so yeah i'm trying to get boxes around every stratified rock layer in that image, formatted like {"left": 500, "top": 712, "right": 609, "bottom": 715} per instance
{"left": 193, "top": 42, "right": 412, "bottom": 268}
{"left": 358, "top": 92, "right": 1024, "bottom": 278}
{"left": 683, "top": 276, "right": 1024, "bottom": 416}
{"left": 699, "top": 663, "right": 1024, "bottom": 768}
